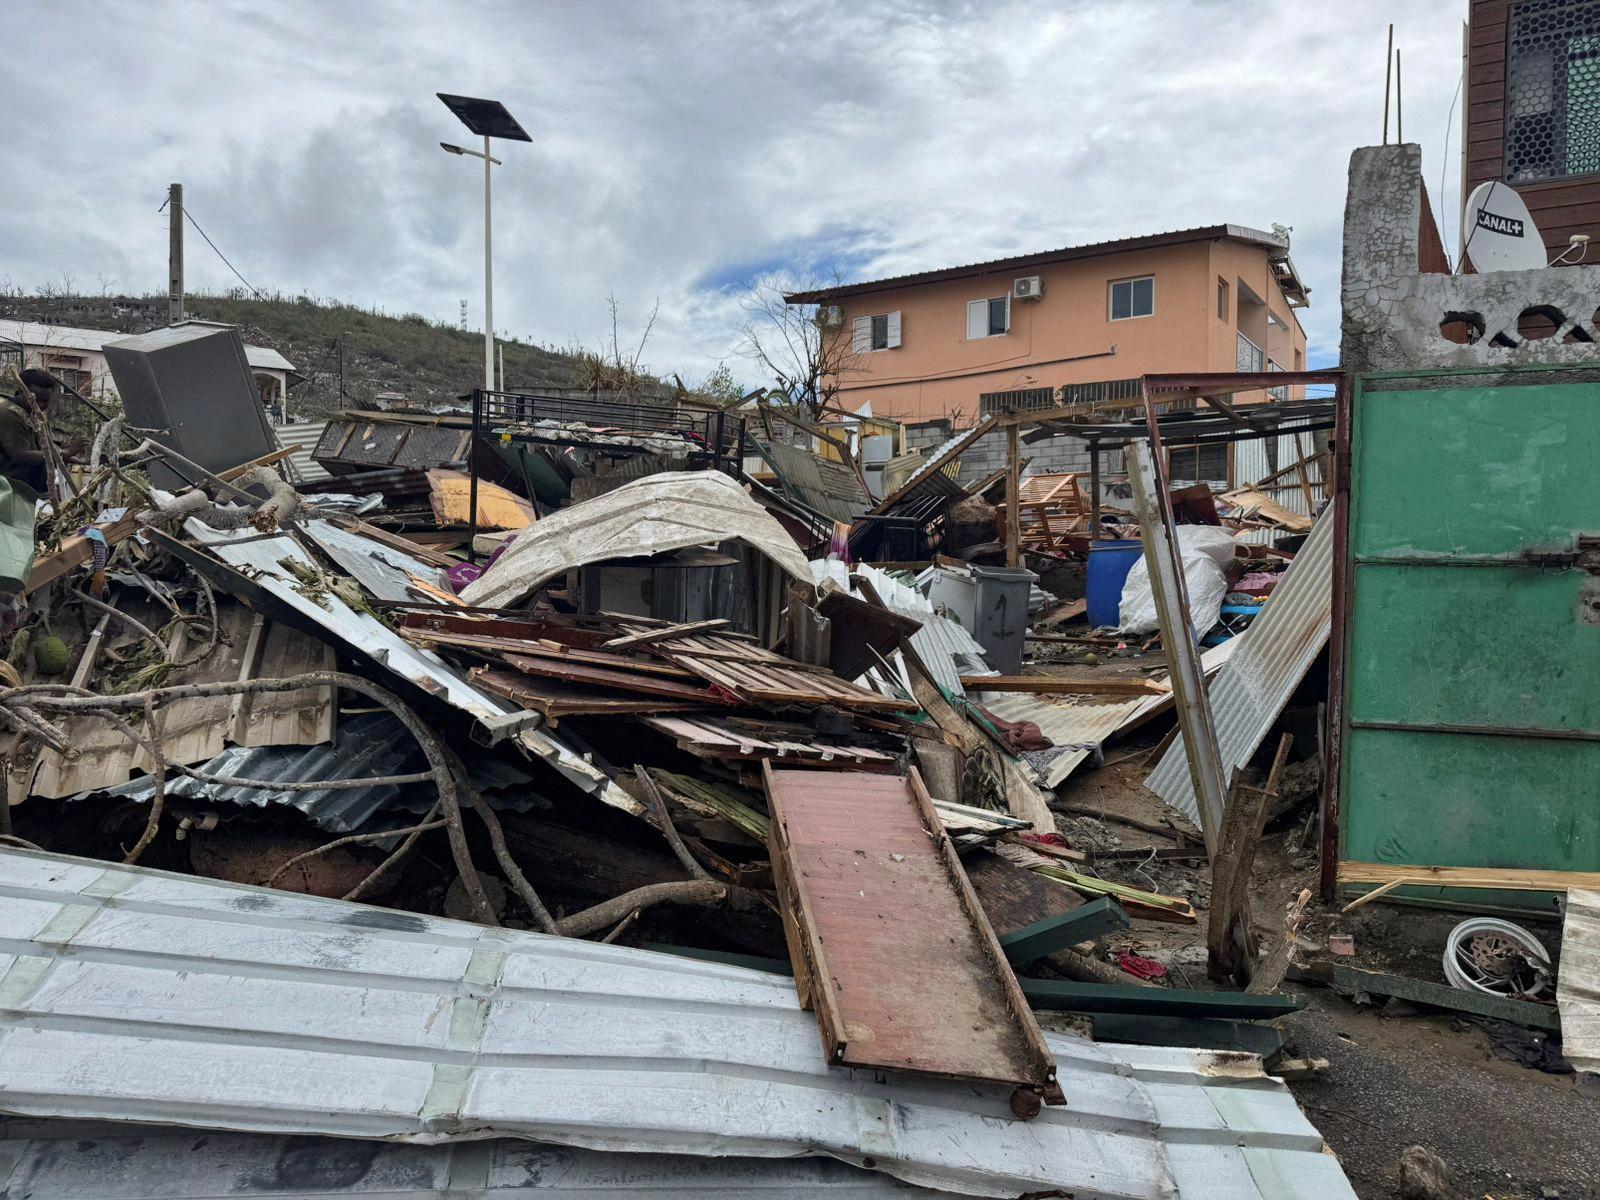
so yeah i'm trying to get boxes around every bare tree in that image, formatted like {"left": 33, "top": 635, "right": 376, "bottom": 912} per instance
{"left": 735, "top": 272, "right": 863, "bottom": 423}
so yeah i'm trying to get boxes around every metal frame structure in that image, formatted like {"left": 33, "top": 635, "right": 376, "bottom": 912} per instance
{"left": 467, "top": 388, "right": 747, "bottom": 561}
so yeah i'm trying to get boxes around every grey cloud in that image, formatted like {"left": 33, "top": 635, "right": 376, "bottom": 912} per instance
{"left": 7, "top": 0, "right": 1468, "bottom": 379}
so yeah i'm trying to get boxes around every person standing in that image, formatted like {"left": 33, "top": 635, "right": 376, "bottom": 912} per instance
{"left": 0, "top": 369, "right": 57, "bottom": 600}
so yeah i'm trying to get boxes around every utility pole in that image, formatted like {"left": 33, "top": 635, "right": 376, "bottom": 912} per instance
{"left": 167, "top": 183, "right": 184, "bottom": 322}
{"left": 337, "top": 336, "right": 345, "bottom": 403}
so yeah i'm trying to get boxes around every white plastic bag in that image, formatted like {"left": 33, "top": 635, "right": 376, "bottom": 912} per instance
{"left": 1117, "top": 527, "right": 1236, "bottom": 636}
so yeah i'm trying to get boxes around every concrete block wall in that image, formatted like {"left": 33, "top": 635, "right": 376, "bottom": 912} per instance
{"left": 952, "top": 429, "right": 1099, "bottom": 486}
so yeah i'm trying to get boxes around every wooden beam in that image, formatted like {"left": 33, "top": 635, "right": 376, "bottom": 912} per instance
{"left": 1199, "top": 393, "right": 1269, "bottom": 432}
{"left": 870, "top": 413, "right": 999, "bottom": 515}
{"left": 218, "top": 444, "right": 298, "bottom": 481}
{"left": 602, "top": 618, "right": 730, "bottom": 650}
{"left": 1338, "top": 861, "right": 1600, "bottom": 891}
{"left": 960, "top": 675, "right": 1165, "bottom": 696}
{"left": 1005, "top": 422, "right": 1022, "bottom": 568}
{"left": 23, "top": 512, "right": 141, "bottom": 596}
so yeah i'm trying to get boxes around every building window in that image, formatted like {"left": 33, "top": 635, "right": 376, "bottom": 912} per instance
{"left": 966, "top": 296, "right": 1010, "bottom": 339}
{"left": 1168, "top": 443, "right": 1229, "bottom": 484}
{"left": 979, "top": 386, "right": 1054, "bottom": 415}
{"left": 851, "top": 311, "right": 901, "bottom": 352}
{"left": 1506, "top": 0, "right": 1600, "bottom": 184}
{"left": 1267, "top": 360, "right": 1287, "bottom": 401}
{"left": 1236, "top": 331, "right": 1264, "bottom": 373}
{"left": 1109, "top": 276, "right": 1154, "bottom": 321}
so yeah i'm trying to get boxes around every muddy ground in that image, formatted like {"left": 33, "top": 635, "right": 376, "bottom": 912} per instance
{"left": 1025, "top": 644, "right": 1596, "bottom": 1200}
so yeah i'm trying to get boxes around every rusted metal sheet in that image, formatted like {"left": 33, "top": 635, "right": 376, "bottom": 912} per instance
{"left": 763, "top": 765, "right": 1057, "bottom": 1108}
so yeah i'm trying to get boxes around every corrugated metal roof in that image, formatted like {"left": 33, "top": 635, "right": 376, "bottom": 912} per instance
{"left": 275, "top": 420, "right": 330, "bottom": 482}
{"left": 99, "top": 713, "right": 539, "bottom": 833}
{"left": 1144, "top": 509, "right": 1334, "bottom": 825}
{"left": 182, "top": 520, "right": 633, "bottom": 813}
{"left": 785, "top": 225, "right": 1289, "bottom": 302}
{"left": 1559, "top": 889, "right": 1600, "bottom": 1075}
{"left": 0, "top": 1125, "right": 968, "bottom": 1197}
{"left": 971, "top": 643, "right": 1237, "bottom": 789}
{"left": 0, "top": 848, "right": 1355, "bottom": 1199}
{"left": 833, "top": 563, "right": 994, "bottom": 697}
{"left": 759, "top": 440, "right": 874, "bottom": 524}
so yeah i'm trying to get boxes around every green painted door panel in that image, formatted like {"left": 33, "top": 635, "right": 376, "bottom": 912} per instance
{"left": 1341, "top": 374, "right": 1600, "bottom": 892}
{"left": 1342, "top": 728, "right": 1600, "bottom": 871}
{"left": 1351, "top": 383, "right": 1600, "bottom": 558}
{"left": 1347, "top": 563, "right": 1600, "bottom": 730}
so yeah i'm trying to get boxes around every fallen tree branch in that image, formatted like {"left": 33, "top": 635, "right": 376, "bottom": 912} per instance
{"left": 264, "top": 818, "right": 450, "bottom": 888}
{"left": 123, "top": 697, "right": 167, "bottom": 863}
{"left": 555, "top": 879, "right": 727, "bottom": 938}
{"left": 67, "top": 587, "right": 173, "bottom": 664}
{"left": 633, "top": 764, "right": 710, "bottom": 881}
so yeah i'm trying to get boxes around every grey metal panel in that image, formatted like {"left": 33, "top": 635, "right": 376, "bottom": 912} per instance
{"left": 1143, "top": 509, "right": 1333, "bottom": 825}
{"left": 0, "top": 1124, "right": 954, "bottom": 1197}
{"left": 303, "top": 518, "right": 447, "bottom": 603}
{"left": 103, "top": 325, "right": 277, "bottom": 488}
{"left": 0, "top": 848, "right": 1354, "bottom": 1200}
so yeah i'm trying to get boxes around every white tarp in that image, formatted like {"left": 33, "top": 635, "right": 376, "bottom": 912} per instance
{"left": 461, "top": 470, "right": 813, "bottom": 610}
{"left": 1117, "top": 526, "right": 1238, "bottom": 636}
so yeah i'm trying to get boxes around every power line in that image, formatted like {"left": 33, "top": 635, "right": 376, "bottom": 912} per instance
{"left": 182, "top": 208, "right": 269, "bottom": 301}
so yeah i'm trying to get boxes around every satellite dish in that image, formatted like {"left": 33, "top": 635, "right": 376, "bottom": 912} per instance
{"left": 1463, "top": 182, "right": 1547, "bottom": 272}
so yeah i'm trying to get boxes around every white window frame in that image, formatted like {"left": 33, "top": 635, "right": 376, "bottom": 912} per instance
{"left": 966, "top": 295, "right": 1010, "bottom": 340}
{"left": 1108, "top": 275, "right": 1155, "bottom": 322}
{"left": 851, "top": 310, "right": 902, "bottom": 353}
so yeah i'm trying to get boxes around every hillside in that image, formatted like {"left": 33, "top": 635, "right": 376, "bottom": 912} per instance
{"left": 1, "top": 291, "right": 606, "bottom": 416}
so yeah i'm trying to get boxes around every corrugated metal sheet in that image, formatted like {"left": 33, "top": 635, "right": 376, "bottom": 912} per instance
{"left": 303, "top": 518, "right": 448, "bottom": 604}
{"left": 1144, "top": 509, "right": 1334, "bottom": 825}
{"left": 0, "top": 848, "right": 1355, "bottom": 1199}
{"left": 1558, "top": 889, "right": 1600, "bottom": 1075}
{"left": 1232, "top": 435, "right": 1325, "bottom": 520}
{"left": 972, "top": 643, "right": 1237, "bottom": 789}
{"left": 182, "top": 520, "right": 633, "bottom": 813}
{"left": 0, "top": 1125, "right": 966, "bottom": 1197}
{"left": 99, "top": 713, "right": 539, "bottom": 833}
{"left": 462, "top": 471, "right": 812, "bottom": 611}
{"left": 759, "top": 440, "right": 873, "bottom": 524}
{"left": 275, "top": 420, "right": 330, "bottom": 482}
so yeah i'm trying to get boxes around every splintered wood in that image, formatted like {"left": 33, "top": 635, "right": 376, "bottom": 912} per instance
{"left": 763, "top": 765, "right": 1058, "bottom": 1111}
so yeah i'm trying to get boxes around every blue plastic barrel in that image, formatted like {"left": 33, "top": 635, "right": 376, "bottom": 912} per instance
{"left": 1085, "top": 539, "right": 1143, "bottom": 629}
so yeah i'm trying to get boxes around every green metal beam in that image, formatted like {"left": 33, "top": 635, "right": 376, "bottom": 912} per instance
{"left": 1290, "top": 962, "right": 1559, "bottom": 1030}
{"left": 999, "top": 898, "right": 1131, "bottom": 966}
{"left": 1021, "top": 978, "right": 1306, "bottom": 1019}
{"left": 1091, "top": 1013, "right": 1287, "bottom": 1059}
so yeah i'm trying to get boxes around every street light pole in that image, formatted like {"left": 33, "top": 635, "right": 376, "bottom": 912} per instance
{"left": 482, "top": 133, "right": 493, "bottom": 394}
{"left": 436, "top": 93, "right": 530, "bottom": 396}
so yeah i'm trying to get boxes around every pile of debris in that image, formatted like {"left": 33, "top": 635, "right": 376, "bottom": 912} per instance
{"left": 0, "top": 334, "right": 1358, "bottom": 1197}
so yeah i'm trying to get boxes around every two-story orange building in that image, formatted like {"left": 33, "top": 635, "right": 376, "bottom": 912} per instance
{"left": 786, "top": 224, "right": 1310, "bottom": 425}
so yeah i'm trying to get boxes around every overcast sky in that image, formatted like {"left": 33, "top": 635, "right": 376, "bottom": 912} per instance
{"left": 7, "top": 0, "right": 1468, "bottom": 386}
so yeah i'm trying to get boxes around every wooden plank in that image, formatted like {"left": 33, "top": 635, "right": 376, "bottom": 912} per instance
{"left": 602, "top": 618, "right": 731, "bottom": 650}
{"left": 763, "top": 764, "right": 1057, "bottom": 1099}
{"left": 499, "top": 651, "right": 731, "bottom": 704}
{"left": 1338, "top": 861, "right": 1600, "bottom": 892}
{"left": 470, "top": 668, "right": 708, "bottom": 719}
{"left": 401, "top": 627, "right": 700, "bottom": 678}
{"left": 24, "top": 512, "right": 141, "bottom": 595}
{"left": 962, "top": 675, "right": 1165, "bottom": 696}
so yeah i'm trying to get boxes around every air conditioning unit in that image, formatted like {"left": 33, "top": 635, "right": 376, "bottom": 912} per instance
{"left": 816, "top": 304, "right": 845, "bottom": 327}
{"left": 1012, "top": 276, "right": 1044, "bottom": 300}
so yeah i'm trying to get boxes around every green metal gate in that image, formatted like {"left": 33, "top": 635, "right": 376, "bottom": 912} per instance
{"left": 1335, "top": 369, "right": 1600, "bottom": 913}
